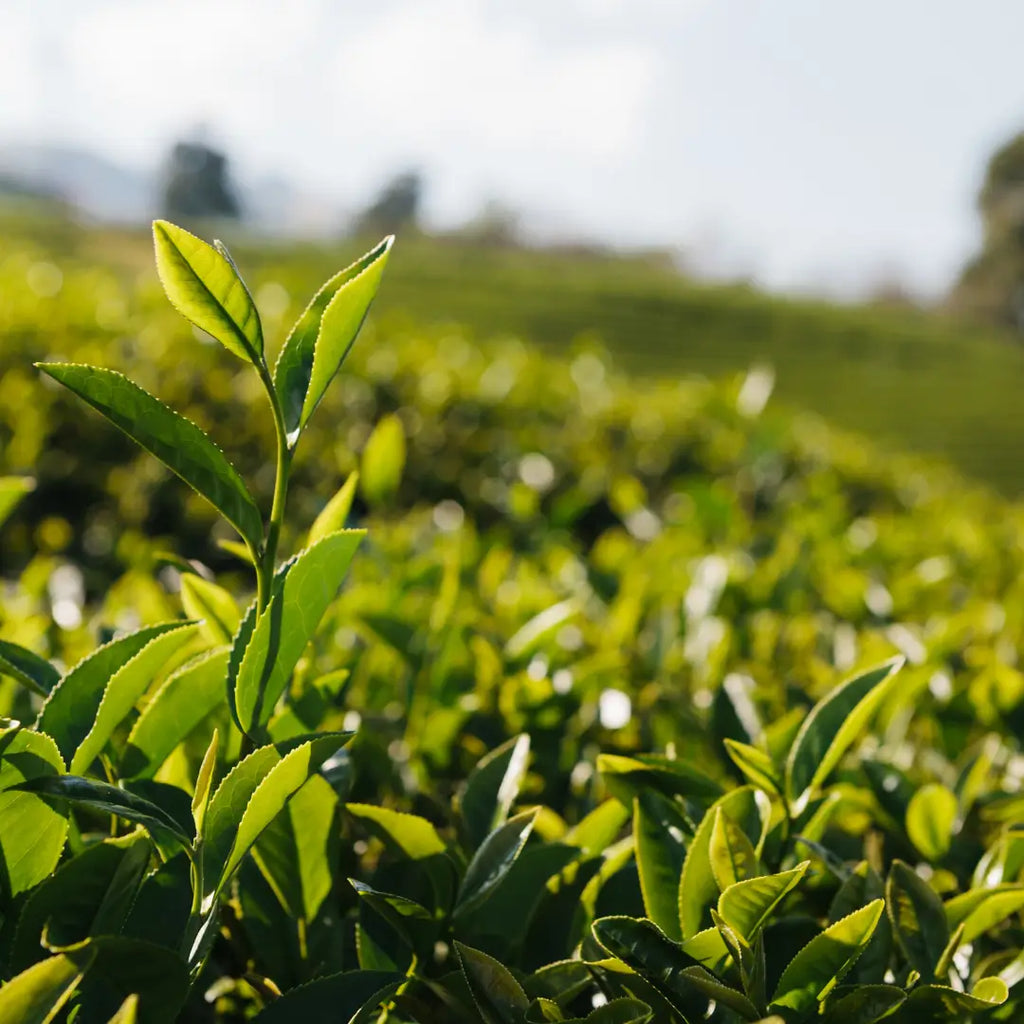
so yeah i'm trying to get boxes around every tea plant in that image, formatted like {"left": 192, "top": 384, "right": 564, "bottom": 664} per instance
{"left": 2, "top": 224, "right": 1024, "bottom": 1022}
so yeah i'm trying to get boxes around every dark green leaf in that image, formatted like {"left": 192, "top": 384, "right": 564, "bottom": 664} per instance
{"left": 11, "top": 831, "right": 151, "bottom": 972}
{"left": 886, "top": 860, "right": 948, "bottom": 979}
{"left": 15, "top": 775, "right": 189, "bottom": 848}
{"left": 784, "top": 658, "right": 903, "bottom": 812}
{"left": 633, "top": 792, "right": 687, "bottom": 942}
{"left": 0, "top": 640, "right": 59, "bottom": 698}
{"left": 36, "top": 364, "right": 263, "bottom": 549}
{"left": 253, "top": 970, "right": 402, "bottom": 1023}
{"left": 456, "top": 941, "right": 530, "bottom": 1024}
{"left": 456, "top": 809, "right": 538, "bottom": 915}
{"left": 459, "top": 734, "right": 531, "bottom": 850}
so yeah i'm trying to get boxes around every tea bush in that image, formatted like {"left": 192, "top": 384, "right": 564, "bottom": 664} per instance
{"left": 2, "top": 224, "right": 1024, "bottom": 1021}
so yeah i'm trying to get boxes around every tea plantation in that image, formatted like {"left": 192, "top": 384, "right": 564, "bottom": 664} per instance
{"left": 2, "top": 217, "right": 1024, "bottom": 1021}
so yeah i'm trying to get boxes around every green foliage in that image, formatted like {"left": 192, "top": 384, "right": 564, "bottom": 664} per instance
{"left": 4, "top": 219, "right": 1024, "bottom": 1023}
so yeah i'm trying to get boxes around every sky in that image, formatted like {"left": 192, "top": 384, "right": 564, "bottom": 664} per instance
{"left": 4, "top": 0, "right": 1024, "bottom": 297}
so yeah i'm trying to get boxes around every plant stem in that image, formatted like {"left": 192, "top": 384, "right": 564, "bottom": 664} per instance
{"left": 255, "top": 359, "right": 292, "bottom": 614}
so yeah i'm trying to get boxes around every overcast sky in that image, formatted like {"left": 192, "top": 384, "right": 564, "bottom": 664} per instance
{"left": 4, "top": 0, "right": 1024, "bottom": 296}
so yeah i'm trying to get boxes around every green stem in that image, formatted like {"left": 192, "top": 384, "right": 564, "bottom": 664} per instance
{"left": 255, "top": 360, "right": 292, "bottom": 614}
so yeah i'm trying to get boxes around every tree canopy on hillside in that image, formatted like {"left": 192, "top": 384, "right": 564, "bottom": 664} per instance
{"left": 951, "top": 130, "right": 1024, "bottom": 330}
{"left": 160, "top": 139, "right": 241, "bottom": 222}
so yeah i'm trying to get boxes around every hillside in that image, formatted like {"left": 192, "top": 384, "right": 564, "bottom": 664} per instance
{"left": 4, "top": 214, "right": 1024, "bottom": 497}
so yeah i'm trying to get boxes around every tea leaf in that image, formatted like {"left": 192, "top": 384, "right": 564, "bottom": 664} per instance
{"left": 200, "top": 732, "right": 352, "bottom": 900}
{"left": 906, "top": 783, "right": 958, "bottom": 861}
{"left": 36, "top": 364, "right": 263, "bottom": 549}
{"left": 179, "top": 574, "right": 240, "bottom": 646}
{"left": 16, "top": 775, "right": 190, "bottom": 848}
{"left": 69, "top": 623, "right": 199, "bottom": 775}
{"left": 0, "top": 639, "right": 59, "bottom": 698}
{"left": 360, "top": 414, "right": 405, "bottom": 507}
{"left": 459, "top": 733, "right": 531, "bottom": 849}
{"left": 769, "top": 900, "right": 884, "bottom": 1016}
{"left": 886, "top": 860, "right": 949, "bottom": 979}
{"left": 0, "top": 726, "right": 69, "bottom": 899}
{"left": 456, "top": 941, "right": 530, "bottom": 1024}
{"left": 272, "top": 236, "right": 392, "bottom": 435}
{"left": 0, "top": 951, "right": 91, "bottom": 1024}
{"left": 633, "top": 792, "right": 687, "bottom": 942}
{"left": 717, "top": 862, "right": 809, "bottom": 943}
{"left": 153, "top": 220, "right": 262, "bottom": 364}
{"left": 11, "top": 831, "right": 151, "bottom": 972}
{"left": 233, "top": 530, "right": 363, "bottom": 734}
{"left": 456, "top": 809, "right": 538, "bottom": 915}
{"left": 784, "top": 657, "right": 903, "bottom": 811}
{"left": 346, "top": 802, "right": 445, "bottom": 858}
{"left": 679, "top": 787, "right": 770, "bottom": 939}
{"left": 38, "top": 622, "right": 187, "bottom": 763}
{"left": 307, "top": 470, "right": 359, "bottom": 546}
{"left": 121, "top": 648, "right": 230, "bottom": 779}
{"left": 252, "top": 969, "right": 402, "bottom": 1023}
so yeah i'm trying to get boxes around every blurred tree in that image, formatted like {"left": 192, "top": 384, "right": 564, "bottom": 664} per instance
{"left": 951, "top": 131, "right": 1024, "bottom": 330}
{"left": 357, "top": 170, "right": 422, "bottom": 235}
{"left": 160, "top": 140, "right": 241, "bottom": 222}
{"left": 460, "top": 198, "right": 520, "bottom": 247}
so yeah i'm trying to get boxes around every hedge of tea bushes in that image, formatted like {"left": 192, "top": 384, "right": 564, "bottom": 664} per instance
{"left": 6, "top": 223, "right": 1024, "bottom": 1019}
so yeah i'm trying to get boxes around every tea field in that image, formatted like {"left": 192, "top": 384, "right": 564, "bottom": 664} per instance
{"left": 3, "top": 215, "right": 1024, "bottom": 1021}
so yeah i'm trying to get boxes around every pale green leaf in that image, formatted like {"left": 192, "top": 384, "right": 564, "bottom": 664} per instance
{"left": 360, "top": 414, "right": 405, "bottom": 506}
{"left": 0, "top": 951, "right": 91, "bottom": 1024}
{"left": 345, "top": 803, "right": 446, "bottom": 859}
{"left": 191, "top": 728, "right": 219, "bottom": 834}
{"left": 0, "top": 727, "right": 68, "bottom": 899}
{"left": 69, "top": 623, "right": 199, "bottom": 774}
{"left": 633, "top": 792, "right": 688, "bottom": 942}
{"left": 270, "top": 236, "right": 392, "bottom": 434}
{"left": 679, "top": 786, "right": 771, "bottom": 939}
{"left": 906, "top": 783, "right": 958, "bottom": 861}
{"left": 708, "top": 806, "right": 759, "bottom": 891}
{"left": 179, "top": 574, "right": 240, "bottom": 646}
{"left": 769, "top": 900, "right": 884, "bottom": 1015}
{"left": 717, "top": 862, "right": 809, "bottom": 943}
{"left": 122, "top": 648, "right": 230, "bottom": 779}
{"left": 201, "top": 732, "right": 352, "bottom": 901}
{"left": 152, "top": 220, "right": 262, "bottom": 363}
{"left": 253, "top": 774, "right": 338, "bottom": 922}
{"left": 38, "top": 623, "right": 186, "bottom": 763}
{"left": 307, "top": 470, "right": 359, "bottom": 548}
{"left": 945, "top": 884, "right": 1024, "bottom": 944}
{"left": 233, "top": 530, "right": 364, "bottom": 734}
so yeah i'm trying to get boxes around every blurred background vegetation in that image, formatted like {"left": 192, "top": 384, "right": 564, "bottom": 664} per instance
{"left": 6, "top": 2, "right": 1024, "bottom": 785}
